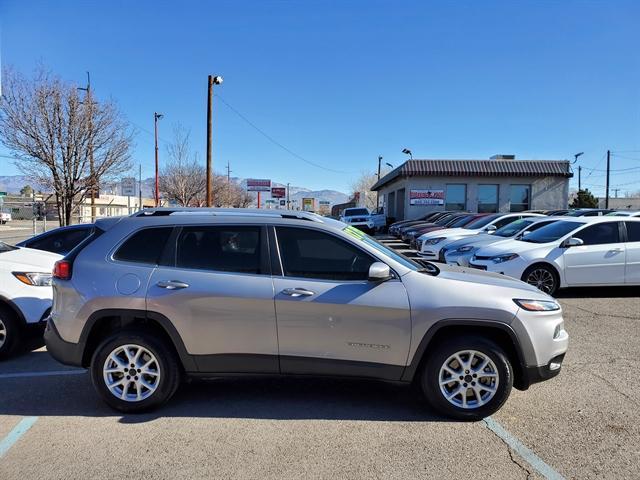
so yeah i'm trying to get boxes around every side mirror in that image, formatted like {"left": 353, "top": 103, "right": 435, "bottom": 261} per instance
{"left": 522, "top": 230, "right": 531, "bottom": 236}
{"left": 368, "top": 262, "right": 392, "bottom": 282}
{"left": 485, "top": 225, "right": 497, "bottom": 234}
{"left": 563, "top": 237, "right": 584, "bottom": 248}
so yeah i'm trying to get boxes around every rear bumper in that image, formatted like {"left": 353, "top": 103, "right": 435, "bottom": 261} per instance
{"left": 44, "top": 319, "right": 84, "bottom": 367}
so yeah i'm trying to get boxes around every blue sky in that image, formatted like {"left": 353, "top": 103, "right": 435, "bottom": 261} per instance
{"left": 1, "top": 0, "right": 639, "bottom": 195}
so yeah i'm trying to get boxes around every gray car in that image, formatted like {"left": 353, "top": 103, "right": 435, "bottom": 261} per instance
{"left": 45, "top": 208, "right": 568, "bottom": 420}
{"left": 444, "top": 217, "right": 559, "bottom": 267}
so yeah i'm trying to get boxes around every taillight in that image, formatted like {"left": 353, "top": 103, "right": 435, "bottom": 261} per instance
{"left": 53, "top": 260, "right": 72, "bottom": 280}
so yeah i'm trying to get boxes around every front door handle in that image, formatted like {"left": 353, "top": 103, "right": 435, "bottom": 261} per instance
{"left": 609, "top": 248, "right": 624, "bottom": 253}
{"left": 157, "top": 280, "right": 190, "bottom": 290}
{"left": 281, "top": 287, "right": 315, "bottom": 297}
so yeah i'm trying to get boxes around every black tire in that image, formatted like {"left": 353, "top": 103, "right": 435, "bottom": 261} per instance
{"left": 521, "top": 263, "right": 559, "bottom": 296}
{"left": 421, "top": 336, "right": 513, "bottom": 421}
{"left": 90, "top": 330, "right": 181, "bottom": 413}
{"left": 0, "top": 306, "right": 22, "bottom": 360}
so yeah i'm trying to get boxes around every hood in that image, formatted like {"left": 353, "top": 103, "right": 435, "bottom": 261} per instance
{"left": 445, "top": 233, "right": 494, "bottom": 250}
{"left": 0, "top": 247, "right": 62, "bottom": 271}
{"left": 475, "top": 238, "right": 544, "bottom": 257}
{"left": 418, "top": 227, "right": 479, "bottom": 241}
{"left": 432, "top": 262, "right": 548, "bottom": 296}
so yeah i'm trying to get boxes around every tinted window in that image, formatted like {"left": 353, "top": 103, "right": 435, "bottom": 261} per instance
{"left": 495, "top": 218, "right": 534, "bottom": 237}
{"left": 478, "top": 185, "right": 498, "bottom": 213}
{"left": 114, "top": 227, "right": 172, "bottom": 264}
{"left": 277, "top": 227, "right": 374, "bottom": 280}
{"left": 445, "top": 184, "right": 466, "bottom": 211}
{"left": 520, "top": 221, "right": 582, "bottom": 244}
{"left": 463, "top": 214, "right": 500, "bottom": 229}
{"left": 28, "top": 227, "right": 93, "bottom": 255}
{"left": 448, "top": 215, "right": 474, "bottom": 228}
{"left": 626, "top": 222, "right": 640, "bottom": 242}
{"left": 176, "top": 226, "right": 262, "bottom": 274}
{"left": 574, "top": 222, "right": 620, "bottom": 245}
{"left": 491, "top": 216, "right": 519, "bottom": 230}
{"left": 510, "top": 185, "right": 531, "bottom": 212}
{"left": 344, "top": 208, "right": 368, "bottom": 216}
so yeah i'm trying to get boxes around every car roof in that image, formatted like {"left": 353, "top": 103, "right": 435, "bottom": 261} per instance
{"left": 548, "top": 215, "right": 640, "bottom": 225}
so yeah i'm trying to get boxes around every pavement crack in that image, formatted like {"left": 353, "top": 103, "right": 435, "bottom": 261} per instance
{"left": 589, "top": 371, "right": 640, "bottom": 407}
{"left": 483, "top": 421, "right": 533, "bottom": 479}
{"left": 563, "top": 303, "right": 640, "bottom": 321}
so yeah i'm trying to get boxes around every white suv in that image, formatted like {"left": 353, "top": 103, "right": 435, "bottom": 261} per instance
{"left": 0, "top": 241, "right": 61, "bottom": 358}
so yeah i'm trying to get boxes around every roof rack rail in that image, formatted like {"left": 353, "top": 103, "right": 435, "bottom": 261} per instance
{"left": 133, "top": 207, "right": 322, "bottom": 222}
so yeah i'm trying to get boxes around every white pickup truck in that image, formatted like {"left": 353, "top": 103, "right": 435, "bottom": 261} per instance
{"left": 0, "top": 210, "right": 11, "bottom": 225}
{"left": 339, "top": 207, "right": 386, "bottom": 233}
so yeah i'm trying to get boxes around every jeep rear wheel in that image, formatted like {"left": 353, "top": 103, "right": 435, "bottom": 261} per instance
{"left": 421, "top": 336, "right": 513, "bottom": 420}
{"left": 90, "top": 330, "right": 181, "bottom": 413}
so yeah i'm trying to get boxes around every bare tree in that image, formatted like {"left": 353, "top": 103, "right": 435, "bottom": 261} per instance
{"left": 349, "top": 170, "right": 385, "bottom": 211}
{"left": 160, "top": 125, "right": 206, "bottom": 206}
{"left": 212, "top": 176, "right": 252, "bottom": 208}
{"left": 0, "top": 67, "right": 133, "bottom": 225}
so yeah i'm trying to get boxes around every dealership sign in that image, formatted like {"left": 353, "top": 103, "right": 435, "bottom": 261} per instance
{"left": 409, "top": 189, "right": 444, "bottom": 205}
{"left": 246, "top": 179, "right": 271, "bottom": 192}
{"left": 271, "top": 187, "right": 286, "bottom": 198}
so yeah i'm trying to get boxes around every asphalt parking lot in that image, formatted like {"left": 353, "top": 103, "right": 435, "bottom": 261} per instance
{"left": 1, "top": 236, "right": 639, "bottom": 479}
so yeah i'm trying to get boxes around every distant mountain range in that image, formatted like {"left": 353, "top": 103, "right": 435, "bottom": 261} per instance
{"left": 0, "top": 175, "right": 350, "bottom": 206}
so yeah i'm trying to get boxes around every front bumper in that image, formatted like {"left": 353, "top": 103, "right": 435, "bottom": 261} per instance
{"left": 44, "top": 318, "right": 84, "bottom": 367}
{"left": 523, "top": 354, "right": 565, "bottom": 387}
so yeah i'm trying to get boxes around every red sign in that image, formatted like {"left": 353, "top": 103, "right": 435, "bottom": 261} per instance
{"left": 246, "top": 179, "right": 271, "bottom": 192}
{"left": 409, "top": 189, "right": 444, "bottom": 205}
{"left": 271, "top": 187, "right": 286, "bottom": 198}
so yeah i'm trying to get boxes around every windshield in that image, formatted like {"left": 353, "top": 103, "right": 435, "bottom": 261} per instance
{"left": 0, "top": 241, "right": 17, "bottom": 253}
{"left": 448, "top": 215, "right": 474, "bottom": 228}
{"left": 344, "top": 208, "right": 368, "bottom": 216}
{"left": 463, "top": 214, "right": 500, "bottom": 230}
{"left": 519, "top": 221, "right": 582, "bottom": 244}
{"left": 343, "top": 225, "right": 423, "bottom": 271}
{"left": 494, "top": 218, "right": 533, "bottom": 237}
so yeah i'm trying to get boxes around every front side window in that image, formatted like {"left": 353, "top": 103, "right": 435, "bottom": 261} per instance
{"left": 175, "top": 226, "right": 262, "bottom": 274}
{"left": 445, "top": 184, "right": 466, "bottom": 211}
{"left": 114, "top": 227, "right": 173, "bottom": 265}
{"left": 478, "top": 185, "right": 499, "bottom": 213}
{"left": 574, "top": 222, "right": 620, "bottom": 245}
{"left": 276, "top": 227, "right": 374, "bottom": 280}
{"left": 626, "top": 222, "right": 640, "bottom": 242}
{"left": 510, "top": 185, "right": 531, "bottom": 212}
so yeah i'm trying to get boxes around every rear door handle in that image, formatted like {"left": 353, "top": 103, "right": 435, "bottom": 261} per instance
{"left": 609, "top": 248, "right": 624, "bottom": 253}
{"left": 281, "top": 287, "right": 315, "bottom": 297}
{"left": 157, "top": 280, "right": 190, "bottom": 290}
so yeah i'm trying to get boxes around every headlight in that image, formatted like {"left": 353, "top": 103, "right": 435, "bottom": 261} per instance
{"left": 12, "top": 272, "right": 53, "bottom": 286}
{"left": 454, "top": 245, "right": 474, "bottom": 253}
{"left": 425, "top": 237, "right": 446, "bottom": 245}
{"left": 514, "top": 299, "right": 560, "bottom": 312}
{"left": 490, "top": 253, "right": 519, "bottom": 264}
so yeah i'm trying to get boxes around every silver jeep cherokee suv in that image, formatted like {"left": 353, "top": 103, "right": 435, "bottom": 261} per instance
{"left": 45, "top": 208, "right": 568, "bottom": 420}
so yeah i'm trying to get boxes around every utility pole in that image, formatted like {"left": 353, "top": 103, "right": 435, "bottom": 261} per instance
{"left": 78, "top": 72, "right": 96, "bottom": 223}
{"left": 613, "top": 188, "right": 620, "bottom": 198}
{"left": 206, "top": 75, "right": 223, "bottom": 207}
{"left": 376, "top": 155, "right": 383, "bottom": 208}
{"left": 154, "top": 112, "right": 163, "bottom": 207}
{"left": 286, "top": 183, "right": 290, "bottom": 209}
{"left": 578, "top": 166, "right": 582, "bottom": 191}
{"left": 605, "top": 150, "right": 611, "bottom": 209}
{"left": 226, "top": 160, "right": 231, "bottom": 183}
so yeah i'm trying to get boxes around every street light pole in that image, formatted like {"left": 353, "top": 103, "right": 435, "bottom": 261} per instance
{"left": 376, "top": 156, "right": 383, "bottom": 208}
{"left": 154, "top": 112, "right": 163, "bottom": 207}
{"left": 206, "top": 75, "right": 223, "bottom": 207}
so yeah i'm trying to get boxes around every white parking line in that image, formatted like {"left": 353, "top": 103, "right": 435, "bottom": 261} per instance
{"left": 0, "top": 417, "right": 38, "bottom": 458}
{"left": 0, "top": 369, "right": 87, "bottom": 379}
{"left": 484, "top": 416, "right": 565, "bottom": 480}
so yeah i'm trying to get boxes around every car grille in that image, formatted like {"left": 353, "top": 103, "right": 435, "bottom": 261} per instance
{"left": 351, "top": 217, "right": 367, "bottom": 222}
{"left": 473, "top": 255, "right": 492, "bottom": 261}
{"left": 469, "top": 263, "right": 487, "bottom": 271}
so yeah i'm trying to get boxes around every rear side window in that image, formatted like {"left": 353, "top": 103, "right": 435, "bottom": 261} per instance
{"left": 175, "top": 226, "right": 263, "bottom": 274}
{"left": 28, "top": 227, "right": 93, "bottom": 255}
{"left": 625, "top": 222, "right": 640, "bottom": 242}
{"left": 114, "top": 227, "right": 173, "bottom": 265}
{"left": 574, "top": 222, "right": 620, "bottom": 245}
{"left": 276, "top": 227, "right": 374, "bottom": 280}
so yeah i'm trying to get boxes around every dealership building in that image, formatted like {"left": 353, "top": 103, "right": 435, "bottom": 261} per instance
{"left": 371, "top": 156, "right": 572, "bottom": 221}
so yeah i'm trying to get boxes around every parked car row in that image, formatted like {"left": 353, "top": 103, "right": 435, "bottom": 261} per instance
{"left": 389, "top": 209, "right": 640, "bottom": 295}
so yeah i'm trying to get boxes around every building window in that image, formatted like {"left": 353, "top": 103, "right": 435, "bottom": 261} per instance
{"left": 510, "top": 185, "right": 531, "bottom": 212}
{"left": 445, "top": 184, "right": 466, "bottom": 211}
{"left": 478, "top": 185, "right": 498, "bottom": 213}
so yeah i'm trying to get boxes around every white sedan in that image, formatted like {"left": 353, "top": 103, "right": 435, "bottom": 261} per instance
{"left": 416, "top": 212, "right": 544, "bottom": 261}
{"left": 469, "top": 216, "right": 640, "bottom": 295}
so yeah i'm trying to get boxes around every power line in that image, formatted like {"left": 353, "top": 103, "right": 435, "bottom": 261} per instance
{"left": 214, "top": 94, "right": 357, "bottom": 175}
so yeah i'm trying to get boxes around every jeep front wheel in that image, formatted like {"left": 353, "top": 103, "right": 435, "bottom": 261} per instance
{"left": 90, "top": 330, "right": 181, "bottom": 413}
{"left": 421, "top": 336, "right": 513, "bottom": 420}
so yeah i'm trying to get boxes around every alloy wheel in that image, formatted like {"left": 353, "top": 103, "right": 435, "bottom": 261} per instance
{"left": 0, "top": 318, "right": 6, "bottom": 349}
{"left": 525, "top": 268, "right": 556, "bottom": 294}
{"left": 438, "top": 350, "right": 499, "bottom": 409}
{"left": 103, "top": 344, "right": 161, "bottom": 402}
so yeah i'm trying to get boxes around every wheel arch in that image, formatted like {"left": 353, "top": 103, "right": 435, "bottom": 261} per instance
{"left": 402, "top": 320, "right": 530, "bottom": 390}
{"left": 0, "top": 295, "right": 27, "bottom": 328}
{"left": 521, "top": 261, "right": 562, "bottom": 288}
{"left": 78, "top": 308, "right": 197, "bottom": 372}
